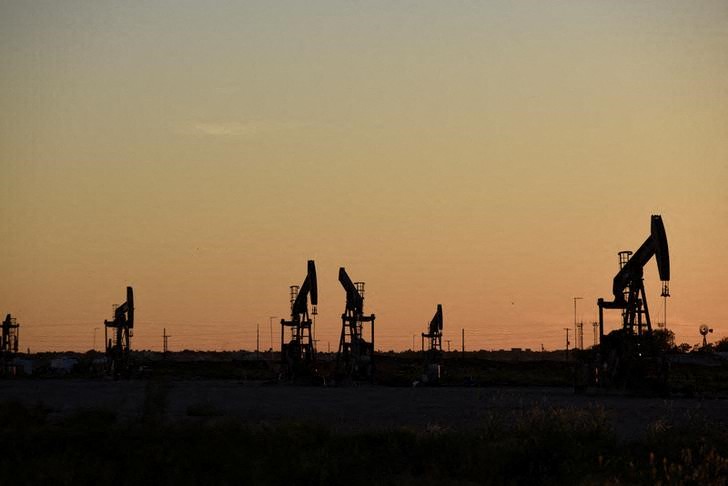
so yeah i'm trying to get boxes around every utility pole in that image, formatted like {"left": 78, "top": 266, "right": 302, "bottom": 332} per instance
{"left": 563, "top": 327, "right": 570, "bottom": 360}
{"left": 573, "top": 297, "right": 583, "bottom": 350}
{"left": 163, "top": 328, "right": 170, "bottom": 355}
{"left": 269, "top": 316, "right": 277, "bottom": 360}
{"left": 577, "top": 321, "right": 584, "bottom": 350}
{"left": 446, "top": 339, "right": 451, "bottom": 352}
{"left": 592, "top": 321, "right": 599, "bottom": 347}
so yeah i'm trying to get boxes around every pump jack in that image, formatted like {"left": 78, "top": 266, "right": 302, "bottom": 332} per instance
{"left": 1, "top": 314, "right": 20, "bottom": 376}
{"left": 421, "top": 304, "right": 443, "bottom": 384}
{"left": 104, "top": 286, "right": 134, "bottom": 378}
{"left": 280, "top": 260, "right": 318, "bottom": 379}
{"left": 336, "top": 267, "right": 375, "bottom": 381}
{"left": 598, "top": 215, "right": 670, "bottom": 340}
{"left": 589, "top": 215, "right": 671, "bottom": 390}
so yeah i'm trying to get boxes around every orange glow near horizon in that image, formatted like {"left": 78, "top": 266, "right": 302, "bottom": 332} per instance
{"left": 1, "top": 1, "right": 727, "bottom": 352}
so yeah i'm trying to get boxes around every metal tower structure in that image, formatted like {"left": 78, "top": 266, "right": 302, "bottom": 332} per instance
{"left": 1, "top": 314, "right": 20, "bottom": 376}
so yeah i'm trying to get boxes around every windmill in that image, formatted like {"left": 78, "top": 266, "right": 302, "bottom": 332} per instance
{"left": 699, "top": 324, "right": 714, "bottom": 348}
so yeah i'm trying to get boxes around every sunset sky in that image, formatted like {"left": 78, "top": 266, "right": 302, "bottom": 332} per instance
{"left": 1, "top": 1, "right": 726, "bottom": 352}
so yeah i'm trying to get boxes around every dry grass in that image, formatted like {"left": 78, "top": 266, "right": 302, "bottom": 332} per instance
{"left": 1, "top": 395, "right": 726, "bottom": 485}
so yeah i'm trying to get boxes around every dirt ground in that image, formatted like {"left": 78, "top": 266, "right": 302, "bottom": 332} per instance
{"left": 1, "top": 379, "right": 726, "bottom": 439}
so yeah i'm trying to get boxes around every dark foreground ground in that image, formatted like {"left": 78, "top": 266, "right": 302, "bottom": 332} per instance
{"left": 1, "top": 379, "right": 728, "bottom": 485}
{"left": 2, "top": 379, "right": 727, "bottom": 439}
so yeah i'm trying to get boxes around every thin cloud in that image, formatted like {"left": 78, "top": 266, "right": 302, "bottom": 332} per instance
{"left": 185, "top": 120, "right": 314, "bottom": 138}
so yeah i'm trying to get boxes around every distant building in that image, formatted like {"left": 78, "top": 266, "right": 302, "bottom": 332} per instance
{"left": 13, "top": 358, "right": 34, "bottom": 375}
{"left": 50, "top": 356, "right": 78, "bottom": 374}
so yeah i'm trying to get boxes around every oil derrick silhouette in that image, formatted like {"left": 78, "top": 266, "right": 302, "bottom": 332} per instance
{"left": 421, "top": 304, "right": 443, "bottom": 384}
{"left": 104, "top": 286, "right": 134, "bottom": 378}
{"left": 336, "top": 267, "right": 376, "bottom": 381}
{"left": 280, "top": 260, "right": 318, "bottom": 380}
{"left": 1, "top": 314, "right": 20, "bottom": 376}
{"left": 594, "top": 215, "right": 671, "bottom": 390}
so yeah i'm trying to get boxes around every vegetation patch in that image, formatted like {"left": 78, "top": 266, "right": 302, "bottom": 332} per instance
{"left": 186, "top": 401, "right": 224, "bottom": 417}
{"left": 0, "top": 400, "right": 726, "bottom": 485}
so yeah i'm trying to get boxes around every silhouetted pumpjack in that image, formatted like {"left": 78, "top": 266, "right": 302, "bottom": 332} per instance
{"left": 593, "top": 215, "right": 671, "bottom": 389}
{"left": 280, "top": 260, "right": 318, "bottom": 379}
{"left": 104, "top": 287, "right": 134, "bottom": 378}
{"left": 421, "top": 304, "right": 443, "bottom": 384}
{"left": 336, "top": 267, "right": 375, "bottom": 381}
{"left": 1, "top": 314, "right": 20, "bottom": 376}
{"left": 598, "top": 215, "right": 670, "bottom": 341}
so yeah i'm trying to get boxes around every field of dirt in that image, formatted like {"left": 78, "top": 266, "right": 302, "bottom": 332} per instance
{"left": 2, "top": 379, "right": 726, "bottom": 439}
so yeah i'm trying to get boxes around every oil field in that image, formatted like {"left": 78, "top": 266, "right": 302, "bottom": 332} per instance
{"left": 2, "top": 347, "right": 728, "bottom": 484}
{"left": 2, "top": 1, "right": 728, "bottom": 484}
{"left": 2, "top": 215, "right": 728, "bottom": 484}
